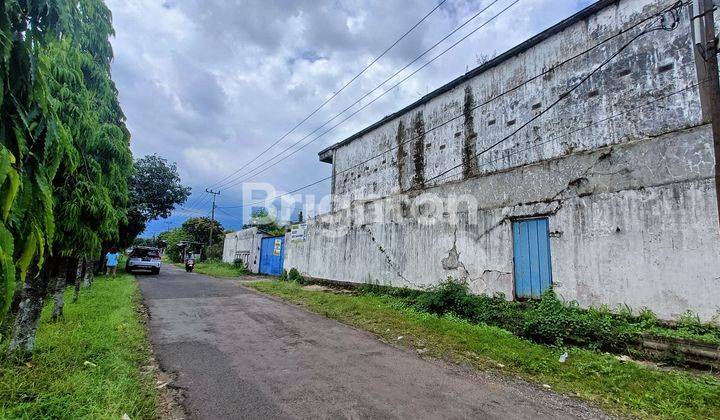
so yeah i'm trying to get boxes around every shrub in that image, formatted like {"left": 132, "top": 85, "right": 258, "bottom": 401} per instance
{"left": 205, "top": 243, "right": 223, "bottom": 261}
{"left": 414, "top": 278, "right": 478, "bottom": 320}
{"left": 354, "top": 278, "right": 720, "bottom": 356}
{"left": 358, "top": 280, "right": 422, "bottom": 301}
{"left": 279, "top": 269, "right": 288, "bottom": 281}
{"left": 472, "top": 293, "right": 525, "bottom": 331}
{"left": 232, "top": 258, "right": 247, "bottom": 271}
{"left": 287, "top": 268, "right": 305, "bottom": 284}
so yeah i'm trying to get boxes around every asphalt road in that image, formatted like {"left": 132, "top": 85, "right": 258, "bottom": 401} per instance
{"left": 139, "top": 265, "right": 607, "bottom": 420}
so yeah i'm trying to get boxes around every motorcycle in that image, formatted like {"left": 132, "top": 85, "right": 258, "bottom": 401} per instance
{"left": 185, "top": 258, "right": 195, "bottom": 272}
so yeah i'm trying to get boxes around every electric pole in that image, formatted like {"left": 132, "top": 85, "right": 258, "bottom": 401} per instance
{"left": 206, "top": 188, "right": 221, "bottom": 247}
{"left": 691, "top": 0, "right": 720, "bottom": 227}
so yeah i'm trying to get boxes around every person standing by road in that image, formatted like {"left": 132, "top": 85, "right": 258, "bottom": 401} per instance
{"left": 106, "top": 246, "right": 119, "bottom": 278}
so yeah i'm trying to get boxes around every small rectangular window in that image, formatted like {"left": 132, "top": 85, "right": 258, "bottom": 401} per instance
{"left": 617, "top": 68, "right": 632, "bottom": 77}
{"left": 658, "top": 63, "right": 674, "bottom": 73}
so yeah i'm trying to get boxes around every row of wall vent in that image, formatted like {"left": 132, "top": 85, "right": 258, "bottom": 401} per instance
{"left": 451, "top": 61, "right": 676, "bottom": 128}
{"left": 338, "top": 60, "right": 679, "bottom": 182}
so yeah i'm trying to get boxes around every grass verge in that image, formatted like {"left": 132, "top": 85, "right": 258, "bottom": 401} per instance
{"left": 0, "top": 274, "right": 159, "bottom": 419}
{"left": 175, "top": 260, "right": 248, "bottom": 278}
{"left": 249, "top": 280, "right": 720, "bottom": 419}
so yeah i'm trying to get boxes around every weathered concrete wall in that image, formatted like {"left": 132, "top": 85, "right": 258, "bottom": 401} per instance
{"left": 222, "top": 228, "right": 265, "bottom": 273}
{"left": 289, "top": 126, "right": 720, "bottom": 320}
{"left": 330, "top": 0, "right": 699, "bottom": 209}
{"left": 286, "top": 0, "right": 720, "bottom": 322}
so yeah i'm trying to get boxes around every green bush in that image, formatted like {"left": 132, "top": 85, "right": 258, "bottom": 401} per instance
{"left": 472, "top": 293, "right": 526, "bottom": 331}
{"left": 205, "top": 243, "right": 223, "bottom": 261}
{"left": 414, "top": 278, "right": 478, "bottom": 320}
{"left": 520, "top": 291, "right": 633, "bottom": 351}
{"left": 358, "top": 280, "right": 423, "bottom": 300}
{"left": 279, "top": 269, "right": 288, "bottom": 281}
{"left": 232, "top": 258, "right": 247, "bottom": 271}
{"left": 288, "top": 268, "right": 305, "bottom": 284}
{"left": 361, "top": 278, "right": 719, "bottom": 356}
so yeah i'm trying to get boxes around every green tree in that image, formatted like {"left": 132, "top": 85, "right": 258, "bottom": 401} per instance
{"left": 244, "top": 208, "right": 286, "bottom": 236}
{"left": 1, "top": 1, "right": 70, "bottom": 331}
{"left": 119, "top": 154, "right": 191, "bottom": 247}
{"left": 158, "top": 228, "right": 192, "bottom": 263}
{"left": 2, "top": 0, "right": 134, "bottom": 352}
{"left": 181, "top": 217, "right": 224, "bottom": 246}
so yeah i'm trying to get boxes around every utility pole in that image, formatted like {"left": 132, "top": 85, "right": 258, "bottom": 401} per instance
{"left": 206, "top": 188, "right": 221, "bottom": 246}
{"left": 691, "top": 0, "right": 720, "bottom": 227}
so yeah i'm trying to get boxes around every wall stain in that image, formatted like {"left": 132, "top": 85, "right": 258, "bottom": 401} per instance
{"left": 412, "top": 111, "right": 426, "bottom": 189}
{"left": 396, "top": 120, "right": 406, "bottom": 190}
{"left": 463, "top": 86, "right": 479, "bottom": 178}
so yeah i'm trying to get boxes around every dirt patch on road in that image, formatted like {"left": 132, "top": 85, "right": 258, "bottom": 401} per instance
{"left": 137, "top": 301, "right": 187, "bottom": 419}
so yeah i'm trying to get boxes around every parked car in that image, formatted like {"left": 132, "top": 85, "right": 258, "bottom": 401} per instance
{"left": 125, "top": 246, "right": 162, "bottom": 274}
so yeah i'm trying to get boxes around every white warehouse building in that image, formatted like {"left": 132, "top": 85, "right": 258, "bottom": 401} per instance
{"left": 284, "top": 0, "right": 720, "bottom": 321}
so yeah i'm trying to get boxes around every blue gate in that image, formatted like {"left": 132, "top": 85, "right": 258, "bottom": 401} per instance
{"left": 512, "top": 218, "right": 552, "bottom": 299}
{"left": 259, "top": 236, "right": 285, "bottom": 276}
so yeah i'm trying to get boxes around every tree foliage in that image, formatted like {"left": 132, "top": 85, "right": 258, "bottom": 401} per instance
{"left": 1, "top": 0, "right": 70, "bottom": 325}
{"left": 0, "top": 1, "right": 138, "bottom": 336}
{"left": 244, "top": 208, "right": 286, "bottom": 236}
{"left": 157, "top": 228, "right": 192, "bottom": 263}
{"left": 119, "top": 154, "right": 190, "bottom": 247}
{"left": 181, "top": 217, "right": 224, "bottom": 246}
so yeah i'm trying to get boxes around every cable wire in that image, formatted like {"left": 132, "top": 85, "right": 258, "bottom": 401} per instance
{"left": 221, "top": 3, "right": 688, "bottom": 210}
{"left": 186, "top": 0, "right": 449, "bottom": 208}
{"left": 214, "top": 0, "right": 513, "bottom": 191}
{"left": 226, "top": 79, "right": 700, "bottom": 210}
{"left": 217, "top": 1, "right": 685, "bottom": 209}
{"left": 219, "top": 0, "right": 684, "bottom": 191}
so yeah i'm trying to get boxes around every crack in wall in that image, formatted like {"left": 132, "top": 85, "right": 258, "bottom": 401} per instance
{"left": 441, "top": 226, "right": 470, "bottom": 280}
{"left": 361, "top": 225, "right": 416, "bottom": 286}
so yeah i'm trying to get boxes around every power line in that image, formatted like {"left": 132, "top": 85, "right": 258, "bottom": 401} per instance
{"left": 216, "top": 207, "right": 245, "bottom": 222}
{"left": 214, "top": 0, "right": 513, "bottom": 191}
{"left": 423, "top": 2, "right": 681, "bottom": 185}
{"left": 225, "top": 79, "right": 700, "bottom": 211}
{"left": 220, "top": 4, "right": 687, "bottom": 210}
{"left": 186, "top": 0, "right": 449, "bottom": 208}
{"left": 217, "top": 2, "right": 683, "bottom": 209}
{"left": 430, "top": 81, "right": 705, "bottom": 186}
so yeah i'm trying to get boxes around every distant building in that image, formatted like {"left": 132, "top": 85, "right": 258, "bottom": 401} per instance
{"left": 222, "top": 227, "right": 269, "bottom": 273}
{"left": 285, "top": 0, "right": 720, "bottom": 321}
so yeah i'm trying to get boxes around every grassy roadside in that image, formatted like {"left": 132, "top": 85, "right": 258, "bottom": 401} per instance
{"left": 173, "top": 260, "right": 248, "bottom": 278}
{"left": 0, "top": 274, "right": 159, "bottom": 419}
{"left": 249, "top": 281, "right": 720, "bottom": 419}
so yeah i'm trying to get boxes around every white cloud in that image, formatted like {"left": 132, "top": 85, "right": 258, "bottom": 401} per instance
{"left": 107, "top": 0, "right": 589, "bottom": 233}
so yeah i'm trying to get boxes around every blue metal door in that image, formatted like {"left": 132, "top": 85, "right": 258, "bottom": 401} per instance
{"left": 512, "top": 218, "right": 552, "bottom": 299}
{"left": 259, "top": 236, "right": 285, "bottom": 276}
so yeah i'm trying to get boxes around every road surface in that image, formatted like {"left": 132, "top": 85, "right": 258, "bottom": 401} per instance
{"left": 139, "top": 265, "right": 607, "bottom": 419}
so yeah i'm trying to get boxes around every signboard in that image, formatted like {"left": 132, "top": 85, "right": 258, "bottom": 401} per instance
{"left": 290, "top": 223, "right": 308, "bottom": 243}
{"left": 273, "top": 238, "right": 282, "bottom": 256}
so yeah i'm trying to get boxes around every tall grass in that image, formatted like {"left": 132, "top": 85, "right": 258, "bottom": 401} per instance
{"left": 0, "top": 274, "right": 158, "bottom": 419}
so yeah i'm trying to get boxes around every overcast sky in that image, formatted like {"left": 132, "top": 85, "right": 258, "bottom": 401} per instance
{"left": 107, "top": 0, "right": 594, "bottom": 236}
